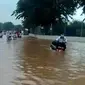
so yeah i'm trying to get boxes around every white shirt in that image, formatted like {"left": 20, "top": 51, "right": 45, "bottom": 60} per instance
{"left": 56, "top": 36, "right": 67, "bottom": 43}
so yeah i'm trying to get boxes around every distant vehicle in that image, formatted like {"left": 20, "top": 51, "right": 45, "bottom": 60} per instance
{"left": 12, "top": 31, "right": 17, "bottom": 40}
{"left": 7, "top": 32, "right": 12, "bottom": 41}
{"left": 0, "top": 35, "right": 3, "bottom": 38}
{"left": 16, "top": 32, "right": 22, "bottom": 38}
{"left": 0, "top": 31, "right": 3, "bottom": 38}
{"left": 7, "top": 36, "right": 12, "bottom": 41}
{"left": 12, "top": 34, "right": 17, "bottom": 40}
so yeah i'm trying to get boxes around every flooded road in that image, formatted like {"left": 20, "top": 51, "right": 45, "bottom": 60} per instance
{"left": 1, "top": 36, "right": 85, "bottom": 85}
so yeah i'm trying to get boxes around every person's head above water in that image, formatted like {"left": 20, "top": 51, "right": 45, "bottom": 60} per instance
{"left": 60, "top": 34, "right": 64, "bottom": 39}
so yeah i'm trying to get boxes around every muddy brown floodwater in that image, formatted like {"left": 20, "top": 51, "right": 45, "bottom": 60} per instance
{"left": 1, "top": 36, "right": 85, "bottom": 85}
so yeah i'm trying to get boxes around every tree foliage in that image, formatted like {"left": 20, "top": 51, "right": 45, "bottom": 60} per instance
{"left": 14, "top": 24, "right": 23, "bottom": 31}
{"left": 3, "top": 22, "right": 14, "bottom": 31}
{"left": 0, "top": 22, "right": 22, "bottom": 31}
{"left": 0, "top": 23, "right": 3, "bottom": 31}
{"left": 12, "top": 0, "right": 85, "bottom": 28}
{"left": 65, "top": 20, "right": 85, "bottom": 36}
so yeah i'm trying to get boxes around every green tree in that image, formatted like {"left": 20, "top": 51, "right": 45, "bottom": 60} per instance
{"left": 14, "top": 24, "right": 22, "bottom": 31}
{"left": 12, "top": 0, "right": 79, "bottom": 28}
{"left": 3, "top": 22, "right": 14, "bottom": 31}
{"left": 66, "top": 20, "right": 85, "bottom": 36}
{"left": 0, "top": 23, "right": 3, "bottom": 31}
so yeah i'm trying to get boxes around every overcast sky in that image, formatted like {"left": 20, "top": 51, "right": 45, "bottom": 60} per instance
{"left": 0, "top": 0, "right": 85, "bottom": 25}
{"left": 72, "top": 7, "right": 85, "bottom": 21}
{"left": 0, "top": 0, "right": 21, "bottom": 25}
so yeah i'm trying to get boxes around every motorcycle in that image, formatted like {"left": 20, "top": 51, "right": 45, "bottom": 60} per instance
{"left": 50, "top": 41, "right": 66, "bottom": 52}
{"left": 7, "top": 35, "right": 12, "bottom": 41}
{"left": 18, "top": 35, "right": 22, "bottom": 38}
{"left": 0, "top": 33, "right": 3, "bottom": 38}
{"left": 0, "top": 35, "right": 3, "bottom": 38}
{"left": 13, "top": 36, "right": 17, "bottom": 40}
{"left": 50, "top": 45, "right": 65, "bottom": 52}
{"left": 17, "top": 33, "right": 22, "bottom": 38}
{"left": 12, "top": 34, "right": 17, "bottom": 40}
{"left": 56, "top": 44, "right": 65, "bottom": 52}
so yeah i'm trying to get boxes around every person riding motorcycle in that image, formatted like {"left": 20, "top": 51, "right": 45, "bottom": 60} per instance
{"left": 16, "top": 31, "right": 22, "bottom": 38}
{"left": 0, "top": 31, "right": 3, "bottom": 38}
{"left": 12, "top": 31, "right": 17, "bottom": 39}
{"left": 51, "top": 34, "right": 67, "bottom": 51}
{"left": 7, "top": 31, "right": 12, "bottom": 40}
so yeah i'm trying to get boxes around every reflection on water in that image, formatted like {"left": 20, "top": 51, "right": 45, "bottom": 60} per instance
{"left": 1, "top": 36, "right": 85, "bottom": 85}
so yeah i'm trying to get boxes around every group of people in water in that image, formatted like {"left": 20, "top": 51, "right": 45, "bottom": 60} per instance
{"left": 50, "top": 34, "right": 67, "bottom": 51}
{"left": 6, "top": 31, "right": 22, "bottom": 40}
{"left": 0, "top": 30, "right": 67, "bottom": 51}
{"left": 0, "top": 31, "right": 22, "bottom": 40}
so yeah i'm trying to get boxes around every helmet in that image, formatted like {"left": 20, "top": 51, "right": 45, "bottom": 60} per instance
{"left": 60, "top": 34, "right": 64, "bottom": 39}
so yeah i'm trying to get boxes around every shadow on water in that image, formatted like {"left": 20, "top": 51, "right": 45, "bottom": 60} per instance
{"left": 1, "top": 37, "right": 85, "bottom": 85}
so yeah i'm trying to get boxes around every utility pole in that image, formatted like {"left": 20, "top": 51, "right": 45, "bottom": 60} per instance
{"left": 80, "top": 22, "right": 83, "bottom": 37}
{"left": 50, "top": 24, "right": 52, "bottom": 35}
{"left": 64, "top": 23, "right": 66, "bottom": 35}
